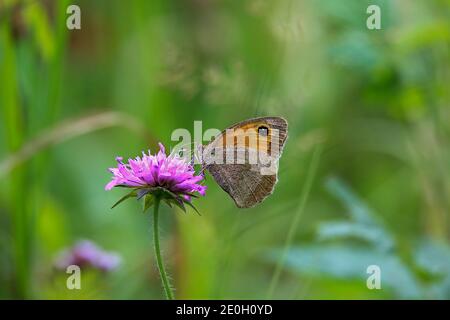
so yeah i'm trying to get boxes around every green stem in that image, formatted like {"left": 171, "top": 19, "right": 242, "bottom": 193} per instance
{"left": 153, "top": 196, "right": 174, "bottom": 300}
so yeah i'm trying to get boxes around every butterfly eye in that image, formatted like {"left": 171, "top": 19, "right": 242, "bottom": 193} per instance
{"left": 258, "top": 126, "right": 269, "bottom": 136}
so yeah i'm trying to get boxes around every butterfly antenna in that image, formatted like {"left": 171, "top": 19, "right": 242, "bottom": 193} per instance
{"left": 169, "top": 141, "right": 199, "bottom": 158}
{"left": 200, "top": 166, "right": 207, "bottom": 179}
{"left": 190, "top": 151, "right": 195, "bottom": 165}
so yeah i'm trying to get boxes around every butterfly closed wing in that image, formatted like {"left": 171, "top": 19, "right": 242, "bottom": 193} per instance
{"left": 202, "top": 117, "right": 288, "bottom": 208}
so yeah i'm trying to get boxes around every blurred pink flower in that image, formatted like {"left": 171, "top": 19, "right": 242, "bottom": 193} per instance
{"left": 55, "top": 240, "right": 121, "bottom": 272}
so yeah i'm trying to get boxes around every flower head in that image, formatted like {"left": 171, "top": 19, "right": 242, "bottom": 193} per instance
{"left": 55, "top": 240, "right": 121, "bottom": 272}
{"left": 105, "top": 143, "right": 206, "bottom": 212}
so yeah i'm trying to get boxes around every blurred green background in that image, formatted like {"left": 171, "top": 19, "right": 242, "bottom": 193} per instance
{"left": 0, "top": 0, "right": 449, "bottom": 299}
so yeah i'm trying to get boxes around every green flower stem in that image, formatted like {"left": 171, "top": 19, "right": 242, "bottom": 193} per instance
{"left": 153, "top": 196, "right": 174, "bottom": 300}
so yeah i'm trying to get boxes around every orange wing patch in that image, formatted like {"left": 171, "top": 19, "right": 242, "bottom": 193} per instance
{"left": 212, "top": 121, "right": 273, "bottom": 154}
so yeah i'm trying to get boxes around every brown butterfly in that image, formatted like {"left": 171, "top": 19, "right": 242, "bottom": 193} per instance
{"left": 201, "top": 117, "right": 288, "bottom": 208}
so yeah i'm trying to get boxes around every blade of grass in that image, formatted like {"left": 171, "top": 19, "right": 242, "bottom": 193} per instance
{"left": 0, "top": 111, "right": 155, "bottom": 177}
{"left": 0, "top": 19, "right": 28, "bottom": 298}
{"left": 28, "top": 0, "right": 68, "bottom": 299}
{"left": 266, "top": 143, "right": 322, "bottom": 299}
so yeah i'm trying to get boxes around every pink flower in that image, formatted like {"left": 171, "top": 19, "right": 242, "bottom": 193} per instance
{"left": 105, "top": 143, "right": 206, "bottom": 210}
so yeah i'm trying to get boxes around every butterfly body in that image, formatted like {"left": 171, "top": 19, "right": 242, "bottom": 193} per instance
{"left": 202, "top": 116, "right": 288, "bottom": 208}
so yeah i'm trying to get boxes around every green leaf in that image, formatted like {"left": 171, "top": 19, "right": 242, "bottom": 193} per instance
{"left": 137, "top": 188, "right": 151, "bottom": 200}
{"left": 160, "top": 188, "right": 179, "bottom": 200}
{"left": 326, "top": 177, "right": 378, "bottom": 225}
{"left": 317, "top": 221, "right": 394, "bottom": 252}
{"left": 164, "top": 199, "right": 173, "bottom": 208}
{"left": 184, "top": 192, "right": 199, "bottom": 199}
{"left": 267, "top": 244, "right": 422, "bottom": 299}
{"left": 166, "top": 198, "right": 186, "bottom": 213}
{"left": 111, "top": 189, "right": 137, "bottom": 209}
{"left": 183, "top": 200, "right": 201, "bottom": 216}
{"left": 143, "top": 194, "right": 154, "bottom": 212}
